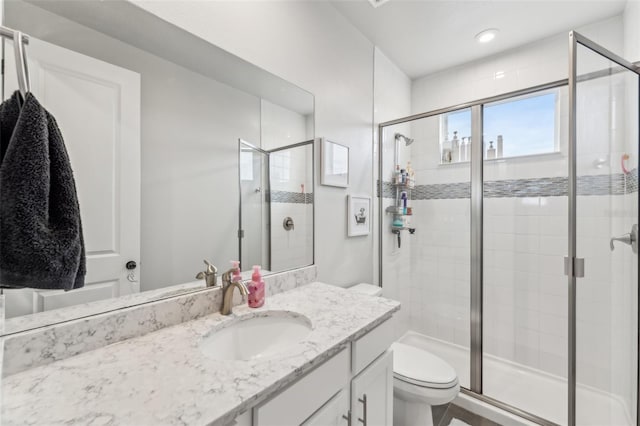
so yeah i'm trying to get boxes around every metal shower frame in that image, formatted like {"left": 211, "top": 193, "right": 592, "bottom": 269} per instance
{"left": 237, "top": 138, "right": 316, "bottom": 274}
{"left": 377, "top": 31, "right": 640, "bottom": 426}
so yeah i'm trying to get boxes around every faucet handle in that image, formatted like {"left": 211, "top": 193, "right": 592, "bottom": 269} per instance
{"left": 196, "top": 260, "right": 219, "bottom": 287}
{"left": 203, "top": 259, "right": 217, "bottom": 274}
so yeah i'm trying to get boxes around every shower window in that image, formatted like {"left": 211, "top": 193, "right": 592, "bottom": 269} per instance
{"left": 270, "top": 150, "right": 291, "bottom": 182}
{"left": 439, "top": 88, "right": 561, "bottom": 164}
{"left": 440, "top": 109, "right": 472, "bottom": 164}
{"left": 484, "top": 89, "right": 560, "bottom": 159}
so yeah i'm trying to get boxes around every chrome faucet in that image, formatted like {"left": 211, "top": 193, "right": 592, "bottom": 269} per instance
{"left": 195, "top": 259, "right": 218, "bottom": 287}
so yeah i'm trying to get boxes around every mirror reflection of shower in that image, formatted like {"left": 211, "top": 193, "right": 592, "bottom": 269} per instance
{"left": 238, "top": 139, "right": 314, "bottom": 274}
{"left": 395, "top": 133, "right": 414, "bottom": 145}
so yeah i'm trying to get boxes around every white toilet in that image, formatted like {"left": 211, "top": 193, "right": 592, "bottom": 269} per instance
{"left": 349, "top": 284, "right": 460, "bottom": 426}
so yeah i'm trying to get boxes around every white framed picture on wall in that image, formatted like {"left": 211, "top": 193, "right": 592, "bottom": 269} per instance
{"left": 347, "top": 195, "right": 371, "bottom": 237}
{"left": 321, "top": 138, "right": 349, "bottom": 187}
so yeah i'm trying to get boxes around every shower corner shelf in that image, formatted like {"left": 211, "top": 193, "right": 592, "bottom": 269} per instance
{"left": 391, "top": 226, "right": 416, "bottom": 233}
{"left": 391, "top": 182, "right": 415, "bottom": 190}
{"left": 385, "top": 206, "right": 413, "bottom": 216}
{"left": 388, "top": 180, "right": 416, "bottom": 239}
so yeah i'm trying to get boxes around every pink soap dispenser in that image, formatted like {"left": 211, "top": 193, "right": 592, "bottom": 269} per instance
{"left": 230, "top": 260, "right": 242, "bottom": 284}
{"left": 248, "top": 265, "right": 265, "bottom": 308}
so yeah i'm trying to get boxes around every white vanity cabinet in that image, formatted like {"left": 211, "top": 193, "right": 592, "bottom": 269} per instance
{"left": 350, "top": 351, "right": 394, "bottom": 426}
{"left": 250, "top": 318, "right": 395, "bottom": 426}
{"left": 302, "top": 389, "right": 350, "bottom": 426}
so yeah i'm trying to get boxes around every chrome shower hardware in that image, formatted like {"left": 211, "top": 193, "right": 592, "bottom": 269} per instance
{"left": 610, "top": 224, "right": 637, "bottom": 254}
{"left": 394, "top": 133, "right": 414, "bottom": 146}
{"left": 283, "top": 217, "right": 295, "bottom": 231}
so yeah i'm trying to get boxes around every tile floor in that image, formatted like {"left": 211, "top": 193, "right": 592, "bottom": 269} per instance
{"left": 432, "top": 404, "right": 502, "bottom": 426}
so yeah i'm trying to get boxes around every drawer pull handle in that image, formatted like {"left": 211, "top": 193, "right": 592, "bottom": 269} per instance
{"left": 358, "top": 394, "right": 367, "bottom": 425}
{"left": 342, "top": 410, "right": 352, "bottom": 426}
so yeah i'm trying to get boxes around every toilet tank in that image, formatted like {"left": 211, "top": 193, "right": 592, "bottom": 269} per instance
{"left": 349, "top": 283, "right": 383, "bottom": 297}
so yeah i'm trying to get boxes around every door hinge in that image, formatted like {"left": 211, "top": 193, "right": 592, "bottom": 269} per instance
{"left": 238, "top": 229, "right": 244, "bottom": 239}
{"left": 564, "top": 256, "right": 584, "bottom": 278}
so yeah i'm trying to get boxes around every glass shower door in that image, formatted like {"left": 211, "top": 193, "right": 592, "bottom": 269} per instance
{"left": 572, "top": 33, "right": 639, "bottom": 426}
{"left": 239, "top": 139, "right": 270, "bottom": 271}
{"left": 481, "top": 87, "right": 569, "bottom": 424}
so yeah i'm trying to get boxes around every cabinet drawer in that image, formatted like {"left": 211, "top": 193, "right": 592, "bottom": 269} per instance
{"left": 351, "top": 319, "right": 394, "bottom": 375}
{"left": 253, "top": 347, "right": 350, "bottom": 426}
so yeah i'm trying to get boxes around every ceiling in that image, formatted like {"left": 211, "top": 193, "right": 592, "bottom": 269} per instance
{"left": 330, "top": 0, "right": 628, "bottom": 79}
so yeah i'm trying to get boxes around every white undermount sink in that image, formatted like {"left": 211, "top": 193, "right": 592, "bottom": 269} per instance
{"left": 200, "top": 312, "right": 313, "bottom": 361}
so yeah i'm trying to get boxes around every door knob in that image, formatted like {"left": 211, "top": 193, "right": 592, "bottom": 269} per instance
{"left": 610, "top": 224, "right": 637, "bottom": 254}
{"left": 126, "top": 261, "right": 137, "bottom": 270}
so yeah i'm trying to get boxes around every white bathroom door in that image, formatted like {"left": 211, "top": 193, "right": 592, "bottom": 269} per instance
{"left": 2, "top": 37, "right": 141, "bottom": 316}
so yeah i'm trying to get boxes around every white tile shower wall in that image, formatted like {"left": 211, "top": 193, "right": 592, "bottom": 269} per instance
{"left": 269, "top": 148, "right": 312, "bottom": 194}
{"left": 380, "top": 123, "right": 413, "bottom": 339}
{"left": 270, "top": 202, "right": 313, "bottom": 273}
{"left": 409, "top": 198, "right": 471, "bottom": 348}
{"left": 268, "top": 140, "right": 313, "bottom": 272}
{"left": 411, "top": 15, "right": 624, "bottom": 114}
{"left": 484, "top": 196, "right": 568, "bottom": 376}
{"left": 374, "top": 48, "right": 412, "bottom": 338}
{"left": 132, "top": 0, "right": 376, "bottom": 287}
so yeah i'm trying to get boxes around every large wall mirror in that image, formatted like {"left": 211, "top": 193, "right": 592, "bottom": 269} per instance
{"left": 1, "top": 0, "right": 315, "bottom": 333}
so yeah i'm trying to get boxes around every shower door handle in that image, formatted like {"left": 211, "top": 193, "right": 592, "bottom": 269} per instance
{"left": 610, "top": 224, "right": 637, "bottom": 254}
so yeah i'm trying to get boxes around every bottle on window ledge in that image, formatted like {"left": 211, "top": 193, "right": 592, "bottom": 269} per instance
{"left": 451, "top": 131, "right": 459, "bottom": 163}
{"left": 487, "top": 141, "right": 496, "bottom": 159}
{"left": 442, "top": 135, "right": 452, "bottom": 163}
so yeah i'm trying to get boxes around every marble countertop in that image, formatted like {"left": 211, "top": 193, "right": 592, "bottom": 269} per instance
{"left": 2, "top": 282, "right": 400, "bottom": 426}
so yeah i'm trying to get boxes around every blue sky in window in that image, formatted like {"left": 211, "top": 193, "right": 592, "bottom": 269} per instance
{"left": 446, "top": 93, "right": 556, "bottom": 158}
{"left": 447, "top": 109, "right": 471, "bottom": 142}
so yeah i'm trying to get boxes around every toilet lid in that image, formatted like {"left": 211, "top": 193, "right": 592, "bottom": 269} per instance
{"left": 391, "top": 342, "right": 458, "bottom": 389}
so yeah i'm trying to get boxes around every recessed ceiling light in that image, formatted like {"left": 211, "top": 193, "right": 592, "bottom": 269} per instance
{"left": 475, "top": 28, "right": 499, "bottom": 44}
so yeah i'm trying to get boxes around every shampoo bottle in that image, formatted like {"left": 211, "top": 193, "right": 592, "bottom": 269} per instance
{"left": 487, "top": 141, "right": 496, "bottom": 159}
{"left": 451, "top": 131, "right": 459, "bottom": 163}
{"left": 442, "top": 135, "right": 452, "bottom": 163}
{"left": 394, "top": 165, "right": 401, "bottom": 184}
{"left": 248, "top": 265, "right": 265, "bottom": 308}
{"left": 460, "top": 137, "right": 468, "bottom": 162}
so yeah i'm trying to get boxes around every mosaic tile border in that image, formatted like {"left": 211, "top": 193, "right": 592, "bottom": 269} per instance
{"left": 379, "top": 169, "right": 638, "bottom": 200}
{"left": 267, "top": 190, "right": 314, "bottom": 204}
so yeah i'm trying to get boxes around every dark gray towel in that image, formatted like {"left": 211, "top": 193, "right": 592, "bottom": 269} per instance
{"left": 0, "top": 91, "right": 85, "bottom": 290}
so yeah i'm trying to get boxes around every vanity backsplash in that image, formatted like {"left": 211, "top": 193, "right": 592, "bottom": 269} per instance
{"left": 2, "top": 265, "right": 317, "bottom": 377}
